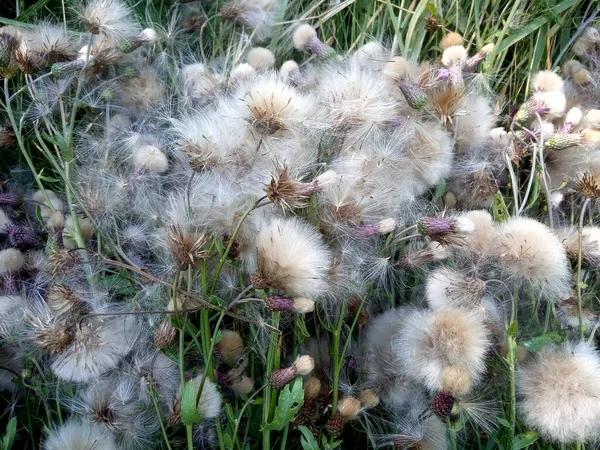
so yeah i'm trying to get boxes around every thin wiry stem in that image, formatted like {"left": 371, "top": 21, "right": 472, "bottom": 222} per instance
{"left": 577, "top": 198, "right": 590, "bottom": 340}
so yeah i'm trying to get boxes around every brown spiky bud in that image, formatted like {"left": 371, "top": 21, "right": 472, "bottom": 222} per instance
{"left": 44, "top": 249, "right": 80, "bottom": 277}
{"left": 431, "top": 391, "right": 456, "bottom": 417}
{"left": 417, "top": 216, "right": 474, "bottom": 245}
{"left": 46, "top": 285, "right": 86, "bottom": 316}
{"left": 326, "top": 396, "right": 361, "bottom": 435}
{"left": 269, "top": 355, "right": 315, "bottom": 389}
{"left": 120, "top": 29, "right": 157, "bottom": 53}
{"left": 154, "top": 317, "right": 177, "bottom": 349}
{"left": 166, "top": 225, "right": 208, "bottom": 267}
{"left": 0, "top": 124, "right": 16, "bottom": 148}
{"left": 265, "top": 295, "right": 315, "bottom": 313}
{"left": 182, "top": 13, "right": 206, "bottom": 33}
{"left": 264, "top": 166, "right": 321, "bottom": 211}
{"left": 464, "top": 43, "right": 495, "bottom": 71}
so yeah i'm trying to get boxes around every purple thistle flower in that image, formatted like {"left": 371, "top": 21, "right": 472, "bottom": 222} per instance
{"left": 5, "top": 224, "right": 39, "bottom": 249}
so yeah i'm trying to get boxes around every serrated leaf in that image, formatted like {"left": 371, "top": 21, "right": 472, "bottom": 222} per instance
{"left": 512, "top": 431, "right": 539, "bottom": 450}
{"left": 181, "top": 379, "right": 202, "bottom": 425}
{"left": 507, "top": 320, "right": 518, "bottom": 336}
{"left": 1, "top": 417, "right": 17, "bottom": 450}
{"left": 261, "top": 378, "right": 304, "bottom": 431}
{"left": 520, "top": 333, "right": 563, "bottom": 353}
{"left": 492, "top": 192, "right": 510, "bottom": 223}
{"left": 299, "top": 426, "right": 320, "bottom": 450}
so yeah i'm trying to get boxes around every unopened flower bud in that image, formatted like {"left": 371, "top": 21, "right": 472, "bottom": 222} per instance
{"left": 326, "top": 396, "right": 361, "bottom": 435}
{"left": 293, "top": 24, "right": 336, "bottom": 59}
{"left": 545, "top": 133, "right": 582, "bottom": 151}
{"left": 0, "top": 192, "right": 22, "bottom": 207}
{"left": 121, "top": 28, "right": 157, "bottom": 53}
{"left": 464, "top": 43, "right": 495, "bottom": 71}
{"left": 431, "top": 391, "right": 456, "bottom": 417}
{"left": 397, "top": 77, "right": 428, "bottom": 110}
{"left": 356, "top": 218, "right": 396, "bottom": 238}
{"left": 269, "top": 355, "right": 314, "bottom": 389}
{"left": 154, "top": 317, "right": 177, "bottom": 349}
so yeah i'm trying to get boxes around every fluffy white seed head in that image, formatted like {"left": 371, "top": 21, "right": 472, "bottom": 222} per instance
{"left": 0, "top": 249, "right": 25, "bottom": 274}
{"left": 43, "top": 418, "right": 117, "bottom": 450}
{"left": 480, "top": 43, "right": 495, "bottom": 55}
{"left": 139, "top": 28, "right": 157, "bottom": 44}
{"left": 50, "top": 316, "right": 139, "bottom": 382}
{"left": 440, "top": 366, "right": 471, "bottom": 396}
{"left": 532, "top": 70, "right": 564, "bottom": 93}
{"left": 562, "top": 59, "right": 583, "bottom": 76}
{"left": 77, "top": 0, "right": 139, "bottom": 42}
{"left": 534, "top": 91, "right": 567, "bottom": 118}
{"left": 216, "top": 330, "right": 244, "bottom": 366}
{"left": 585, "top": 109, "right": 600, "bottom": 129}
{"left": 565, "top": 107, "right": 583, "bottom": 125}
{"left": 293, "top": 355, "right": 315, "bottom": 375}
{"left": 454, "top": 217, "right": 475, "bottom": 234}
{"left": 293, "top": 297, "right": 315, "bottom": 313}
{"left": 293, "top": 24, "right": 317, "bottom": 50}
{"left": 378, "top": 218, "right": 397, "bottom": 234}
{"left": 441, "top": 45, "right": 467, "bottom": 67}
{"left": 518, "top": 341, "right": 600, "bottom": 443}
{"left": 186, "top": 374, "right": 222, "bottom": 419}
{"left": 279, "top": 60, "right": 299, "bottom": 79}
{"left": 440, "top": 32, "right": 463, "bottom": 50}
{"left": 230, "top": 63, "right": 257, "bottom": 83}
{"left": 338, "top": 396, "right": 361, "bottom": 418}
{"left": 132, "top": 145, "right": 169, "bottom": 173}
{"left": 314, "top": 170, "right": 340, "bottom": 187}
{"left": 395, "top": 308, "right": 489, "bottom": 394}
{"left": 493, "top": 217, "right": 570, "bottom": 298}
{"left": 353, "top": 41, "right": 385, "bottom": 68}
{"left": 425, "top": 268, "right": 487, "bottom": 311}
{"left": 253, "top": 217, "right": 331, "bottom": 299}
{"left": 246, "top": 47, "right": 275, "bottom": 70}
{"left": 382, "top": 56, "right": 409, "bottom": 81}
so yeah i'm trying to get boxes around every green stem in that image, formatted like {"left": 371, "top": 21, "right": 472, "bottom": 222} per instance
{"left": 507, "top": 334, "right": 517, "bottom": 448}
{"left": 262, "top": 311, "right": 281, "bottom": 450}
{"left": 577, "top": 199, "right": 590, "bottom": 340}
{"left": 447, "top": 417, "right": 457, "bottom": 450}
{"left": 209, "top": 196, "right": 267, "bottom": 296}
{"left": 150, "top": 385, "right": 174, "bottom": 450}
{"left": 331, "top": 303, "right": 346, "bottom": 415}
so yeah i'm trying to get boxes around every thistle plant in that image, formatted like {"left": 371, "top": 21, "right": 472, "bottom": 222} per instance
{"left": 0, "top": 1, "right": 599, "bottom": 450}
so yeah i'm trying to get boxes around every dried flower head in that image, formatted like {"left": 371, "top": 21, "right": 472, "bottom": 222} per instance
{"left": 252, "top": 217, "right": 331, "bottom": 299}
{"left": 576, "top": 171, "right": 600, "bottom": 200}
{"left": 166, "top": 225, "right": 208, "bottom": 267}
{"left": 518, "top": 341, "right": 600, "bottom": 443}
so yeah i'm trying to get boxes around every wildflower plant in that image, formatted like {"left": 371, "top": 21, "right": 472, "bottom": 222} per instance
{"left": 0, "top": 1, "right": 599, "bottom": 450}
